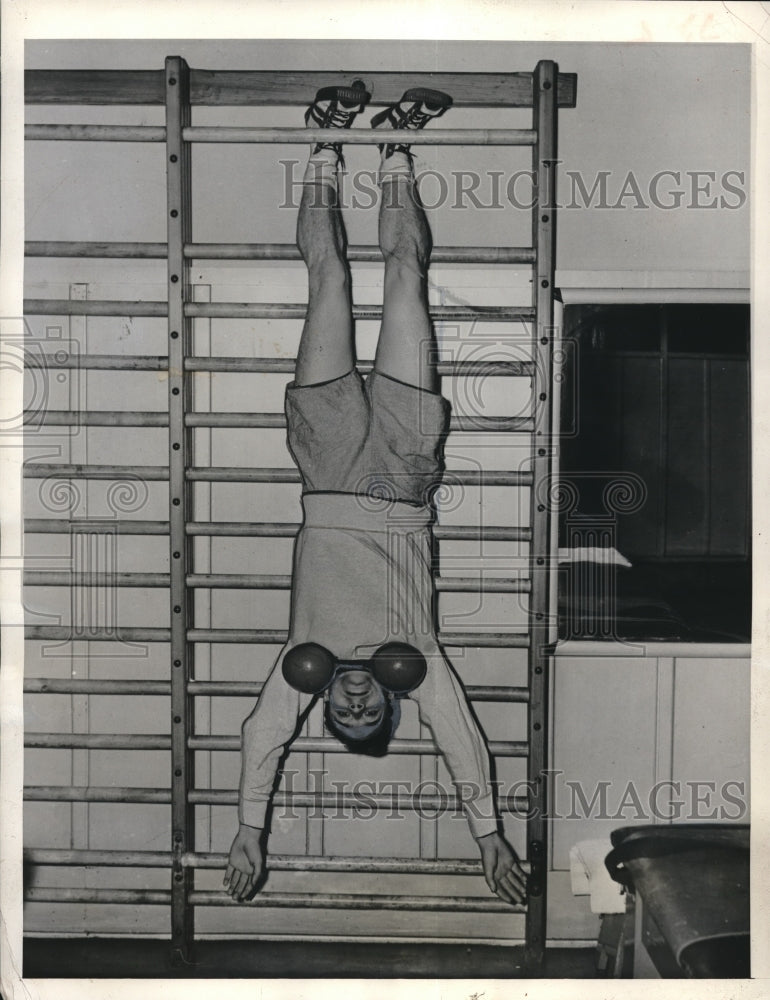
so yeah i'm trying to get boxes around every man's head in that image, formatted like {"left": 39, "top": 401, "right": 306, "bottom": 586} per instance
{"left": 323, "top": 668, "right": 397, "bottom": 756}
{"left": 281, "top": 641, "right": 426, "bottom": 754}
{"left": 326, "top": 667, "right": 387, "bottom": 735}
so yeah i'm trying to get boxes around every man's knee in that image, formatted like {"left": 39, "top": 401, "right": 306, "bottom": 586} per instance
{"left": 382, "top": 250, "right": 428, "bottom": 289}
{"left": 305, "top": 251, "right": 350, "bottom": 292}
{"left": 380, "top": 211, "right": 431, "bottom": 270}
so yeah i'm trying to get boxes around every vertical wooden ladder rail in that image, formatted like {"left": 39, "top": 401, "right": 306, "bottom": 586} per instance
{"left": 165, "top": 56, "right": 195, "bottom": 965}
{"left": 524, "top": 58, "right": 558, "bottom": 973}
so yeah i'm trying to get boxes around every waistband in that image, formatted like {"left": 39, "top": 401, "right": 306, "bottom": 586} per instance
{"left": 301, "top": 492, "right": 432, "bottom": 534}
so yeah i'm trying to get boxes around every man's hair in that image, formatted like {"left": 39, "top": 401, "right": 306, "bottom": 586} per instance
{"left": 323, "top": 697, "right": 398, "bottom": 757}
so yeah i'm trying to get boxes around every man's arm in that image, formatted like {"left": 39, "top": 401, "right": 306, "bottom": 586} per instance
{"left": 224, "top": 653, "right": 314, "bottom": 901}
{"left": 476, "top": 831, "right": 528, "bottom": 905}
{"left": 410, "top": 652, "right": 527, "bottom": 904}
{"left": 224, "top": 823, "right": 264, "bottom": 901}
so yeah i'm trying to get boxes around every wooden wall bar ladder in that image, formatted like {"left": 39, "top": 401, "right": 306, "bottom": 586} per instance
{"left": 23, "top": 55, "right": 573, "bottom": 973}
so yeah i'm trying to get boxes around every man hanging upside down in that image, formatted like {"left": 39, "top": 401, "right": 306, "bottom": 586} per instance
{"left": 224, "top": 82, "right": 528, "bottom": 906}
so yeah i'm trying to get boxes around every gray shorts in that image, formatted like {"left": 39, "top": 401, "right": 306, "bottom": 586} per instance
{"left": 285, "top": 369, "right": 450, "bottom": 506}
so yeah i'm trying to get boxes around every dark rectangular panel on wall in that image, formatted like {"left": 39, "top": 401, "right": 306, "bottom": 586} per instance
{"left": 601, "top": 356, "right": 625, "bottom": 472}
{"left": 618, "top": 355, "right": 663, "bottom": 557}
{"left": 574, "top": 354, "right": 623, "bottom": 468}
{"left": 667, "top": 304, "right": 749, "bottom": 356}
{"left": 709, "top": 358, "right": 750, "bottom": 556}
{"left": 571, "top": 354, "right": 624, "bottom": 518}
{"left": 666, "top": 358, "right": 708, "bottom": 555}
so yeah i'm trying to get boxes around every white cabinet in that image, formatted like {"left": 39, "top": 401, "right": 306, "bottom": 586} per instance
{"left": 549, "top": 641, "right": 750, "bottom": 940}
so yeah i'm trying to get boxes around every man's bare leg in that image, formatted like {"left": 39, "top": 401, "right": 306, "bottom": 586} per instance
{"left": 294, "top": 81, "right": 370, "bottom": 386}
{"left": 375, "top": 163, "right": 438, "bottom": 393}
{"left": 370, "top": 89, "right": 454, "bottom": 391}
{"left": 294, "top": 169, "right": 355, "bottom": 387}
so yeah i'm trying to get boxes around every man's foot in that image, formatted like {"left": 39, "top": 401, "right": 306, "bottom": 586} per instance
{"left": 305, "top": 80, "right": 371, "bottom": 158}
{"left": 371, "top": 87, "right": 453, "bottom": 158}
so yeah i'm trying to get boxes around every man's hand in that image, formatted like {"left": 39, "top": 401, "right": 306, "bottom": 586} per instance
{"left": 476, "top": 831, "right": 527, "bottom": 905}
{"left": 223, "top": 824, "right": 264, "bottom": 902}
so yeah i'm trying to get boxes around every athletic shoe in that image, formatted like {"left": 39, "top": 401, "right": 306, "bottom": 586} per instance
{"left": 371, "top": 87, "right": 453, "bottom": 157}
{"left": 305, "top": 80, "right": 371, "bottom": 157}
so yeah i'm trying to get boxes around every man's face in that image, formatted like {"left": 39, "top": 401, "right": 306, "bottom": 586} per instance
{"left": 327, "top": 668, "right": 387, "bottom": 736}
